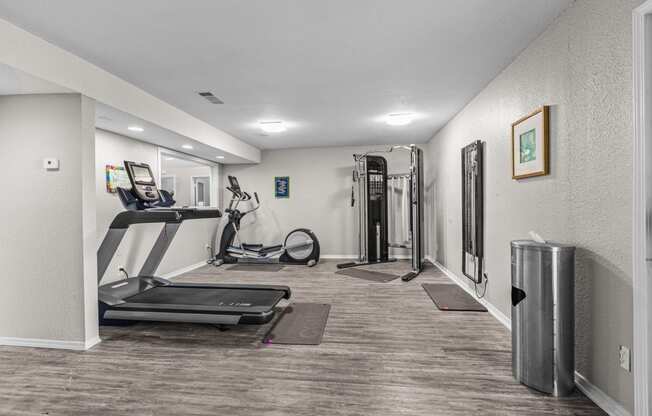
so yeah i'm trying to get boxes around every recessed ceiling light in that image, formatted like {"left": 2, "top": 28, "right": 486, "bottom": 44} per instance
{"left": 181, "top": 144, "right": 193, "bottom": 150}
{"left": 385, "top": 113, "right": 416, "bottom": 126}
{"left": 259, "top": 121, "right": 287, "bottom": 133}
{"left": 128, "top": 126, "right": 144, "bottom": 132}
{"left": 165, "top": 157, "right": 175, "bottom": 161}
{"left": 216, "top": 156, "right": 225, "bottom": 159}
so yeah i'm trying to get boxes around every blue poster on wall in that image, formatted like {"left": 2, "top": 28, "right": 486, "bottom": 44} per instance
{"left": 275, "top": 176, "right": 290, "bottom": 198}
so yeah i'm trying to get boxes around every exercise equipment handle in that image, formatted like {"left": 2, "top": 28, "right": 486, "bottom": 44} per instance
{"left": 254, "top": 192, "right": 260, "bottom": 204}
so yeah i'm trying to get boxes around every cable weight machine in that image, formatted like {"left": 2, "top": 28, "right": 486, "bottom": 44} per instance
{"left": 338, "top": 144, "right": 424, "bottom": 281}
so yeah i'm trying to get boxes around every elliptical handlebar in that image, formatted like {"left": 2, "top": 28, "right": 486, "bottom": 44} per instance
{"left": 225, "top": 177, "right": 260, "bottom": 215}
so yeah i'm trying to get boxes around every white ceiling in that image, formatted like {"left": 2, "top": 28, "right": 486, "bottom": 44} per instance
{"left": 0, "top": 0, "right": 571, "bottom": 149}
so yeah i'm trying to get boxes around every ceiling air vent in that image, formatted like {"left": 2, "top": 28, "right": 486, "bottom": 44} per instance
{"left": 198, "top": 91, "right": 224, "bottom": 104}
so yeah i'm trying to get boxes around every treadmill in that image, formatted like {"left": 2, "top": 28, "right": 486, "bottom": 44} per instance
{"left": 97, "top": 160, "right": 291, "bottom": 326}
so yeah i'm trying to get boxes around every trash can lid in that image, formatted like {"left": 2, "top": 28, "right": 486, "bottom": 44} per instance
{"left": 511, "top": 240, "right": 575, "bottom": 252}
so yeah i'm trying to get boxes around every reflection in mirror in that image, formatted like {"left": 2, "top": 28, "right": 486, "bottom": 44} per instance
{"left": 160, "top": 152, "right": 213, "bottom": 207}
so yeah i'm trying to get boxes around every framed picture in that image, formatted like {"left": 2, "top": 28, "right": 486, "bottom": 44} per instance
{"left": 105, "top": 165, "right": 130, "bottom": 193}
{"left": 275, "top": 176, "right": 290, "bottom": 198}
{"left": 511, "top": 106, "right": 549, "bottom": 179}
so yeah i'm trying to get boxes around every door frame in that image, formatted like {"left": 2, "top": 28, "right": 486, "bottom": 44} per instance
{"left": 190, "top": 175, "right": 211, "bottom": 207}
{"left": 633, "top": 3, "right": 652, "bottom": 415}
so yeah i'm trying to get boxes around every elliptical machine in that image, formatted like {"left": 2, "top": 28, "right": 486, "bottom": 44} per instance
{"left": 211, "top": 176, "right": 320, "bottom": 267}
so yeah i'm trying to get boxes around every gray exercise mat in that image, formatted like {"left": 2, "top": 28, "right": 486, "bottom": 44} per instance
{"left": 335, "top": 268, "right": 400, "bottom": 282}
{"left": 227, "top": 264, "right": 285, "bottom": 272}
{"left": 422, "top": 283, "right": 487, "bottom": 312}
{"left": 263, "top": 303, "right": 331, "bottom": 345}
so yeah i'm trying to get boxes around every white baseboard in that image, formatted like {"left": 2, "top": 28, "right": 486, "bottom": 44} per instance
{"left": 85, "top": 336, "right": 101, "bottom": 350}
{"left": 575, "top": 372, "right": 631, "bottom": 416}
{"left": 427, "top": 256, "right": 511, "bottom": 330}
{"left": 161, "top": 261, "right": 207, "bottom": 279}
{"left": 426, "top": 256, "right": 629, "bottom": 416}
{"left": 320, "top": 254, "right": 412, "bottom": 260}
{"left": 0, "top": 336, "right": 100, "bottom": 351}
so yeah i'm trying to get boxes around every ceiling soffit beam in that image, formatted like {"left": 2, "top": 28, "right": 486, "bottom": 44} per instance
{"left": 0, "top": 18, "right": 260, "bottom": 163}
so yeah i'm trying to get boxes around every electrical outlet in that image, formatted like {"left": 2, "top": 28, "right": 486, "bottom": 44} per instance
{"left": 619, "top": 345, "right": 631, "bottom": 372}
{"left": 43, "top": 158, "right": 60, "bottom": 171}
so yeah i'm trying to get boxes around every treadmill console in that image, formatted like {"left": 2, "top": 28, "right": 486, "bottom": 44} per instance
{"left": 124, "top": 161, "right": 160, "bottom": 202}
{"left": 228, "top": 176, "right": 242, "bottom": 196}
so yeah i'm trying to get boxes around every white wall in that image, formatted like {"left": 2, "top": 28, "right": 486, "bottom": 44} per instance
{"left": 96, "top": 129, "right": 219, "bottom": 283}
{"left": 0, "top": 93, "right": 97, "bottom": 348}
{"left": 424, "top": 0, "right": 640, "bottom": 412}
{"left": 223, "top": 145, "right": 412, "bottom": 257}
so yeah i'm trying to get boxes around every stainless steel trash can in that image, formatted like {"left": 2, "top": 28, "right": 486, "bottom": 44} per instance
{"left": 511, "top": 240, "right": 575, "bottom": 396}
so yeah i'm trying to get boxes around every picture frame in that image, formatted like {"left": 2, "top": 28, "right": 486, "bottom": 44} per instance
{"left": 105, "top": 165, "right": 129, "bottom": 193}
{"left": 275, "top": 176, "right": 290, "bottom": 198}
{"left": 511, "top": 106, "right": 549, "bottom": 179}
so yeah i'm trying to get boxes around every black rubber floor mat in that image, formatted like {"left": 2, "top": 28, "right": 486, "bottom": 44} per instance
{"left": 263, "top": 303, "right": 330, "bottom": 345}
{"left": 422, "top": 283, "right": 487, "bottom": 312}
{"left": 227, "top": 264, "right": 285, "bottom": 272}
{"left": 335, "top": 268, "right": 399, "bottom": 282}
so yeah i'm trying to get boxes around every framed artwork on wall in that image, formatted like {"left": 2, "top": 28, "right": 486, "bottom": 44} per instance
{"left": 511, "top": 106, "right": 549, "bottom": 179}
{"left": 275, "top": 176, "right": 290, "bottom": 198}
{"left": 105, "top": 165, "right": 129, "bottom": 193}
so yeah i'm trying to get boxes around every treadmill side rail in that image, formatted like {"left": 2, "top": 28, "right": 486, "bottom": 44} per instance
{"left": 104, "top": 310, "right": 243, "bottom": 325}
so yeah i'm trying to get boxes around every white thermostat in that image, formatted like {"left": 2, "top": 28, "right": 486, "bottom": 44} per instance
{"left": 43, "top": 158, "right": 60, "bottom": 171}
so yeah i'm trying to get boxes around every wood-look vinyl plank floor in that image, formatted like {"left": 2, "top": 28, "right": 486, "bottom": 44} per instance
{"left": 0, "top": 260, "right": 605, "bottom": 415}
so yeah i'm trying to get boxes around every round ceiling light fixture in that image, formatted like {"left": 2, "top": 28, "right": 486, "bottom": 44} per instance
{"left": 259, "top": 120, "right": 287, "bottom": 133}
{"left": 385, "top": 113, "right": 416, "bottom": 126}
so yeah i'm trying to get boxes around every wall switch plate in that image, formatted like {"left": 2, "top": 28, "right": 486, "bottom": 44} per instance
{"left": 619, "top": 345, "right": 631, "bottom": 372}
{"left": 43, "top": 158, "right": 60, "bottom": 171}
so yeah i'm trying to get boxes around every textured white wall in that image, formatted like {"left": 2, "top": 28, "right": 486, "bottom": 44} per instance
{"left": 0, "top": 94, "right": 97, "bottom": 346}
{"left": 424, "top": 0, "right": 640, "bottom": 411}
{"left": 95, "top": 129, "right": 219, "bottom": 283}
{"left": 223, "top": 145, "right": 412, "bottom": 257}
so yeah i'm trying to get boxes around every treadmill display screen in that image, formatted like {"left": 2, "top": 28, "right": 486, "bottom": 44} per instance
{"left": 228, "top": 176, "right": 241, "bottom": 192}
{"left": 132, "top": 166, "right": 154, "bottom": 184}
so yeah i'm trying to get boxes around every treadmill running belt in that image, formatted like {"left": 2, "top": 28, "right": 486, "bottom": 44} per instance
{"left": 127, "top": 286, "right": 284, "bottom": 308}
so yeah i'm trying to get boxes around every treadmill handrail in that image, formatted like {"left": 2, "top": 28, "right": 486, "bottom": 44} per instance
{"left": 98, "top": 208, "right": 222, "bottom": 283}
{"left": 108, "top": 208, "right": 222, "bottom": 229}
{"left": 109, "top": 210, "right": 182, "bottom": 229}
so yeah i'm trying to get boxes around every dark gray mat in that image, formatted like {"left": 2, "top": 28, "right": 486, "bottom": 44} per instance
{"left": 422, "top": 283, "right": 487, "bottom": 312}
{"left": 227, "top": 264, "right": 285, "bottom": 272}
{"left": 263, "top": 303, "right": 331, "bottom": 345}
{"left": 335, "top": 268, "right": 400, "bottom": 282}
